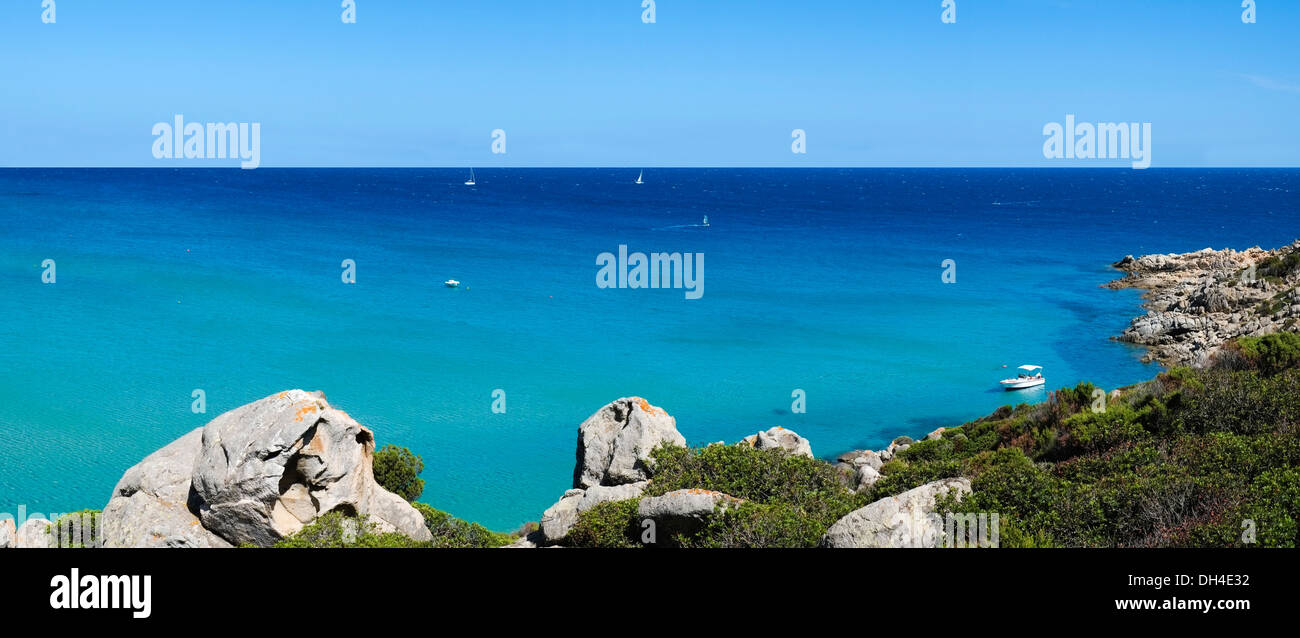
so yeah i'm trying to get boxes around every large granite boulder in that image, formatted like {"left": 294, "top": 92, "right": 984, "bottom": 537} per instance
{"left": 15, "top": 518, "right": 53, "bottom": 548}
{"left": 101, "top": 428, "right": 231, "bottom": 548}
{"left": 821, "top": 478, "right": 971, "bottom": 548}
{"left": 0, "top": 519, "right": 15, "bottom": 548}
{"left": 741, "top": 426, "right": 813, "bottom": 458}
{"left": 190, "top": 390, "right": 432, "bottom": 547}
{"left": 573, "top": 397, "right": 685, "bottom": 489}
{"left": 638, "top": 489, "right": 743, "bottom": 524}
{"left": 539, "top": 481, "right": 648, "bottom": 543}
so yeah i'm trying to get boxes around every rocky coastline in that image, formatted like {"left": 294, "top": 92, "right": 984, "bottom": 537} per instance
{"left": 1, "top": 393, "right": 963, "bottom": 549}
{"left": 1106, "top": 239, "right": 1300, "bottom": 366}
{"left": 6, "top": 242, "right": 1298, "bottom": 549}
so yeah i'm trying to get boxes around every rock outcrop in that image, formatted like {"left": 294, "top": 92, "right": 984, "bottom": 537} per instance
{"left": 528, "top": 397, "right": 686, "bottom": 546}
{"left": 1106, "top": 241, "right": 1300, "bottom": 366}
{"left": 638, "top": 489, "right": 743, "bottom": 527}
{"left": 835, "top": 449, "right": 885, "bottom": 492}
{"left": 821, "top": 478, "right": 971, "bottom": 548}
{"left": 740, "top": 426, "right": 813, "bottom": 458}
{"left": 102, "top": 428, "right": 231, "bottom": 548}
{"left": 191, "top": 390, "right": 431, "bottom": 547}
{"left": 100, "top": 390, "right": 432, "bottom": 548}
{"left": 539, "top": 481, "right": 648, "bottom": 543}
{"left": 0, "top": 519, "right": 15, "bottom": 548}
{"left": 878, "top": 437, "right": 912, "bottom": 462}
{"left": 573, "top": 397, "right": 685, "bottom": 489}
{"left": 15, "top": 518, "right": 53, "bottom": 549}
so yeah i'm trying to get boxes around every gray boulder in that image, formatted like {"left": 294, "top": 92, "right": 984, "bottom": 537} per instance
{"left": 854, "top": 465, "right": 882, "bottom": 492}
{"left": 101, "top": 427, "right": 232, "bottom": 548}
{"left": 0, "top": 518, "right": 15, "bottom": 548}
{"left": 837, "top": 449, "right": 883, "bottom": 471}
{"left": 15, "top": 518, "right": 53, "bottom": 548}
{"left": 573, "top": 397, "right": 685, "bottom": 489}
{"left": 539, "top": 481, "right": 648, "bottom": 543}
{"left": 191, "top": 390, "right": 432, "bottom": 547}
{"left": 821, "top": 478, "right": 972, "bottom": 548}
{"left": 878, "top": 439, "right": 911, "bottom": 462}
{"left": 637, "top": 489, "right": 743, "bottom": 524}
{"left": 741, "top": 426, "right": 813, "bottom": 458}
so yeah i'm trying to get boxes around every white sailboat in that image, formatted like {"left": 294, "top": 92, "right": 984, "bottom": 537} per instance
{"left": 635, "top": 170, "right": 644, "bottom": 185}
{"left": 702, "top": 215, "right": 709, "bottom": 227}
{"left": 464, "top": 168, "right": 476, "bottom": 186}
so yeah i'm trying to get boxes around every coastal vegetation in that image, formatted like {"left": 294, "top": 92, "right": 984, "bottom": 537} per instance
{"left": 873, "top": 332, "right": 1300, "bottom": 548}
{"left": 29, "top": 332, "right": 1298, "bottom": 549}
{"left": 372, "top": 444, "right": 426, "bottom": 502}
{"left": 568, "top": 442, "right": 872, "bottom": 548}
{"left": 562, "top": 333, "right": 1300, "bottom": 548}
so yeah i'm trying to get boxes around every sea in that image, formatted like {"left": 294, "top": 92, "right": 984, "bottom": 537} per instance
{"left": 1, "top": 168, "right": 1296, "bottom": 530}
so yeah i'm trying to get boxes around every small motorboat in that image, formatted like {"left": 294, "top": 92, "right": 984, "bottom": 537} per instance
{"left": 1000, "top": 365, "right": 1045, "bottom": 390}
{"left": 444, "top": 279, "right": 461, "bottom": 288}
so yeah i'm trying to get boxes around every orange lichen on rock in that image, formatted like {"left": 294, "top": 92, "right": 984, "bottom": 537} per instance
{"left": 293, "top": 404, "right": 318, "bottom": 422}
{"left": 634, "top": 397, "right": 664, "bottom": 416}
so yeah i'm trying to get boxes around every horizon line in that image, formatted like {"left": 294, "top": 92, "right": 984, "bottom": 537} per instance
{"left": 3, "top": 166, "right": 1300, "bottom": 170}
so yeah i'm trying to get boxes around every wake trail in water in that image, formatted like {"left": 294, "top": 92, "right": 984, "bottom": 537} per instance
{"left": 651, "top": 223, "right": 710, "bottom": 231}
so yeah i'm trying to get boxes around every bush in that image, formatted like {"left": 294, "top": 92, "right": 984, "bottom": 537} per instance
{"left": 645, "top": 443, "right": 866, "bottom": 523}
{"left": 412, "top": 502, "right": 512, "bottom": 548}
{"left": 51, "top": 509, "right": 102, "bottom": 548}
{"left": 1236, "top": 332, "right": 1300, "bottom": 376}
{"left": 273, "top": 511, "right": 428, "bottom": 548}
{"left": 562, "top": 443, "right": 872, "bottom": 548}
{"left": 566, "top": 500, "right": 642, "bottom": 548}
{"left": 373, "top": 444, "right": 425, "bottom": 502}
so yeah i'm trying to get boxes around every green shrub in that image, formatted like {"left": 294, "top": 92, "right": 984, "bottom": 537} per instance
{"left": 373, "top": 444, "right": 425, "bottom": 502}
{"left": 273, "top": 511, "right": 428, "bottom": 548}
{"left": 1237, "top": 332, "right": 1300, "bottom": 376}
{"left": 51, "top": 509, "right": 102, "bottom": 548}
{"left": 645, "top": 443, "right": 865, "bottom": 523}
{"left": 565, "top": 499, "right": 642, "bottom": 548}
{"left": 412, "top": 502, "right": 512, "bottom": 548}
{"left": 682, "top": 502, "right": 830, "bottom": 548}
{"left": 1256, "top": 251, "right": 1300, "bottom": 280}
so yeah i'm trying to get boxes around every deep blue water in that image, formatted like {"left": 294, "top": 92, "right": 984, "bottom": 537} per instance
{"left": 1, "top": 168, "right": 1296, "bottom": 530}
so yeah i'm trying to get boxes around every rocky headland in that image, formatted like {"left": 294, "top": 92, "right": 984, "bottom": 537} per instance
{"left": 1106, "top": 239, "right": 1300, "bottom": 366}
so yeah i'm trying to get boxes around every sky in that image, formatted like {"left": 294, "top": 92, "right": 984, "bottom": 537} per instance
{"left": 0, "top": 0, "right": 1297, "bottom": 167}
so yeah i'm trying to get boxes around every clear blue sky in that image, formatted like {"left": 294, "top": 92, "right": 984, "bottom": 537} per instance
{"left": 1, "top": 0, "right": 1296, "bottom": 167}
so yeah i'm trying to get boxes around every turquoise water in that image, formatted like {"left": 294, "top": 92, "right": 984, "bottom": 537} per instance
{"left": 1, "top": 168, "right": 1296, "bottom": 530}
